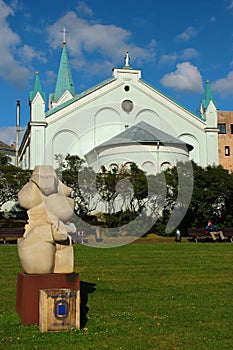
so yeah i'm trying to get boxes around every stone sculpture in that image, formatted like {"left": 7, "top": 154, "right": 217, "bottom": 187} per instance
{"left": 17, "top": 165, "right": 74, "bottom": 274}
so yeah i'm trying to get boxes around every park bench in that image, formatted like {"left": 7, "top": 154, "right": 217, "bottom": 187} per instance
{"left": 0, "top": 227, "right": 24, "bottom": 244}
{"left": 187, "top": 228, "right": 233, "bottom": 243}
{"left": 0, "top": 226, "right": 89, "bottom": 245}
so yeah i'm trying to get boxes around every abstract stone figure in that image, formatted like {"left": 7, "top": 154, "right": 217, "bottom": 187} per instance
{"left": 17, "top": 165, "right": 74, "bottom": 274}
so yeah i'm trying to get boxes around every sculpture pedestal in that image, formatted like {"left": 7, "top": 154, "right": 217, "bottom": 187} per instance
{"left": 16, "top": 272, "right": 80, "bottom": 325}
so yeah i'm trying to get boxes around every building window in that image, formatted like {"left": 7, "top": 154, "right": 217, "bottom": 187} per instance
{"left": 225, "top": 146, "right": 230, "bottom": 156}
{"left": 231, "top": 124, "right": 233, "bottom": 134}
{"left": 161, "top": 162, "right": 172, "bottom": 171}
{"left": 121, "top": 99, "right": 133, "bottom": 113}
{"left": 218, "top": 123, "right": 226, "bottom": 134}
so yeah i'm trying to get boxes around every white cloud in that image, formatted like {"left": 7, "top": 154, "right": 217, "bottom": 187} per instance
{"left": 46, "top": 7, "right": 156, "bottom": 75}
{"left": 0, "top": 0, "right": 46, "bottom": 89}
{"left": 159, "top": 48, "right": 199, "bottom": 65}
{"left": 182, "top": 48, "right": 199, "bottom": 59}
{"left": 76, "top": 1, "right": 93, "bottom": 17}
{"left": 160, "top": 62, "right": 204, "bottom": 93}
{"left": 45, "top": 70, "right": 57, "bottom": 84}
{"left": 212, "top": 71, "right": 233, "bottom": 96}
{"left": 19, "top": 45, "right": 47, "bottom": 64}
{"left": 0, "top": 125, "right": 27, "bottom": 145}
{"left": 160, "top": 53, "right": 178, "bottom": 65}
{"left": 209, "top": 16, "right": 216, "bottom": 22}
{"left": 227, "top": 1, "right": 233, "bottom": 9}
{"left": 0, "top": 0, "right": 13, "bottom": 18}
{"left": 176, "top": 26, "right": 198, "bottom": 41}
{"left": 0, "top": 0, "right": 30, "bottom": 88}
{"left": 0, "top": 126, "right": 16, "bottom": 145}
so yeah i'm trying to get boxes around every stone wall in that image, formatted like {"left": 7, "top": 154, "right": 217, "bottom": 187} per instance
{"left": 218, "top": 111, "right": 233, "bottom": 172}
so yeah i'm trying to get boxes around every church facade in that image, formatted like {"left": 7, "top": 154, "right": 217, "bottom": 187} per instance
{"left": 18, "top": 41, "right": 219, "bottom": 174}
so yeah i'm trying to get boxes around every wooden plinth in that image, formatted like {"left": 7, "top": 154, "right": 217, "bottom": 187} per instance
{"left": 16, "top": 272, "right": 80, "bottom": 325}
{"left": 39, "top": 288, "right": 80, "bottom": 332}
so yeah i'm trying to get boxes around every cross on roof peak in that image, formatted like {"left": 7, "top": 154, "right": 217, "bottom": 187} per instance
{"left": 60, "top": 27, "right": 69, "bottom": 44}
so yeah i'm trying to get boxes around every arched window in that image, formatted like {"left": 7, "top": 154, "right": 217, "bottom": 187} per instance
{"left": 160, "top": 162, "right": 172, "bottom": 171}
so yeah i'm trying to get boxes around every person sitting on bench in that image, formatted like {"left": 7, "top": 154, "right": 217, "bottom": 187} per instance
{"left": 205, "top": 219, "right": 226, "bottom": 242}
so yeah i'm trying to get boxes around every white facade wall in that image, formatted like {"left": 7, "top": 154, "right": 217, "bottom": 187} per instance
{"left": 19, "top": 67, "right": 218, "bottom": 171}
{"left": 86, "top": 143, "right": 190, "bottom": 174}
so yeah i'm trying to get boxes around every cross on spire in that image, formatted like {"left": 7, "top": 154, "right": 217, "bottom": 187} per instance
{"left": 60, "top": 27, "right": 69, "bottom": 44}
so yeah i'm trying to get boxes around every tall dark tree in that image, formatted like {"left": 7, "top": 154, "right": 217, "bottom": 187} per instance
{"left": 59, "top": 154, "right": 99, "bottom": 218}
{"left": 188, "top": 163, "right": 233, "bottom": 228}
{"left": 0, "top": 162, "right": 31, "bottom": 207}
{"left": 0, "top": 152, "right": 10, "bottom": 166}
{"left": 161, "top": 161, "right": 233, "bottom": 233}
{"left": 96, "top": 163, "right": 151, "bottom": 228}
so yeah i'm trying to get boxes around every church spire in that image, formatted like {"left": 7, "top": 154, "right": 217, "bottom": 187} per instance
{"left": 201, "top": 80, "right": 217, "bottom": 110}
{"left": 29, "top": 71, "right": 46, "bottom": 102}
{"left": 53, "top": 41, "right": 75, "bottom": 102}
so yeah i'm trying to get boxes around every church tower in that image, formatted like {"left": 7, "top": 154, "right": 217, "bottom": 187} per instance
{"left": 201, "top": 80, "right": 219, "bottom": 165}
{"left": 29, "top": 71, "right": 46, "bottom": 121}
{"left": 26, "top": 71, "right": 47, "bottom": 168}
{"left": 49, "top": 36, "right": 76, "bottom": 110}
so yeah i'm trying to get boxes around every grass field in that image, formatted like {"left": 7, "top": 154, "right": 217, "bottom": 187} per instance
{"left": 0, "top": 238, "right": 233, "bottom": 349}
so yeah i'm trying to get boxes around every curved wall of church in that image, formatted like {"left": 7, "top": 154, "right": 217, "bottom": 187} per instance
{"left": 94, "top": 108, "right": 122, "bottom": 146}
{"left": 52, "top": 130, "right": 79, "bottom": 167}
{"left": 179, "top": 133, "right": 200, "bottom": 165}
{"left": 87, "top": 143, "right": 190, "bottom": 175}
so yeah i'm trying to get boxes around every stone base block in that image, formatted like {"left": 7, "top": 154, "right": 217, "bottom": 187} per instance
{"left": 16, "top": 272, "right": 80, "bottom": 325}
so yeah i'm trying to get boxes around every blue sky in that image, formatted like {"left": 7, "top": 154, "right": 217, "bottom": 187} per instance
{"left": 1, "top": 0, "right": 233, "bottom": 145}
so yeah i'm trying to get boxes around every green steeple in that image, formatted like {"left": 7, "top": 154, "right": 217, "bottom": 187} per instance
{"left": 53, "top": 42, "right": 75, "bottom": 102}
{"left": 29, "top": 71, "right": 46, "bottom": 102}
{"left": 201, "top": 80, "right": 217, "bottom": 110}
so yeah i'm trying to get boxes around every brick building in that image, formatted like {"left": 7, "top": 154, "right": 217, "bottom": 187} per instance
{"left": 218, "top": 111, "right": 233, "bottom": 172}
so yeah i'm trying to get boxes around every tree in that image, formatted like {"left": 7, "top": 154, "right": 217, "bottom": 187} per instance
{"left": 0, "top": 152, "right": 10, "bottom": 166}
{"left": 96, "top": 163, "right": 151, "bottom": 228}
{"left": 96, "top": 163, "right": 148, "bottom": 214}
{"left": 96, "top": 165, "right": 120, "bottom": 214}
{"left": 0, "top": 163, "right": 31, "bottom": 208}
{"left": 160, "top": 161, "right": 233, "bottom": 234}
{"left": 58, "top": 154, "right": 99, "bottom": 218}
{"left": 187, "top": 163, "right": 233, "bottom": 228}
{"left": 59, "top": 157, "right": 151, "bottom": 229}
{"left": 58, "top": 154, "right": 233, "bottom": 235}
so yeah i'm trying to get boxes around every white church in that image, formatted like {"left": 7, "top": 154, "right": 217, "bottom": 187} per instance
{"left": 18, "top": 39, "right": 219, "bottom": 174}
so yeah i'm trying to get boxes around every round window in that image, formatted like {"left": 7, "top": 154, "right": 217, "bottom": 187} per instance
{"left": 121, "top": 99, "right": 133, "bottom": 113}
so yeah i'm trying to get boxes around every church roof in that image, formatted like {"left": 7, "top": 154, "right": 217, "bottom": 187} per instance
{"left": 46, "top": 76, "right": 115, "bottom": 117}
{"left": 95, "top": 121, "right": 193, "bottom": 151}
{"left": 45, "top": 50, "right": 203, "bottom": 122}
{"left": 46, "top": 76, "right": 204, "bottom": 122}
{"left": 45, "top": 75, "right": 204, "bottom": 122}
{"left": 201, "top": 80, "right": 217, "bottom": 110}
{"left": 52, "top": 42, "right": 75, "bottom": 102}
{"left": 29, "top": 71, "right": 46, "bottom": 102}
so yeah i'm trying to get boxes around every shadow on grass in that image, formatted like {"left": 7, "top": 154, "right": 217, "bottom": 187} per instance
{"left": 80, "top": 281, "right": 96, "bottom": 328}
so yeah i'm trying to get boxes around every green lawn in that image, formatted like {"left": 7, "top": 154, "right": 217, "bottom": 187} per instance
{"left": 0, "top": 240, "right": 233, "bottom": 349}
